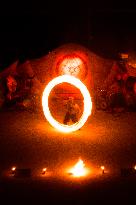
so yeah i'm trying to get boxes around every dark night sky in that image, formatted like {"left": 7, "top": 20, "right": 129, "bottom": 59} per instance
{"left": 1, "top": 1, "right": 136, "bottom": 69}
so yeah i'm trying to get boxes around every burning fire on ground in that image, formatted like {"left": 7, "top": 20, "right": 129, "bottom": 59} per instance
{"left": 68, "top": 159, "right": 88, "bottom": 177}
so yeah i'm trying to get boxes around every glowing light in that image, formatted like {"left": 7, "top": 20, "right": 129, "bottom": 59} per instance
{"left": 134, "top": 165, "right": 136, "bottom": 170}
{"left": 69, "top": 159, "right": 87, "bottom": 177}
{"left": 42, "top": 75, "right": 92, "bottom": 133}
{"left": 11, "top": 166, "right": 16, "bottom": 175}
{"left": 101, "top": 166, "right": 105, "bottom": 170}
{"left": 42, "top": 168, "right": 47, "bottom": 175}
{"left": 11, "top": 167, "right": 16, "bottom": 171}
{"left": 101, "top": 166, "right": 105, "bottom": 174}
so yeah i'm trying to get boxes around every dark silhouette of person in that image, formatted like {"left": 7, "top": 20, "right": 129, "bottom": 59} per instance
{"left": 63, "top": 97, "right": 81, "bottom": 125}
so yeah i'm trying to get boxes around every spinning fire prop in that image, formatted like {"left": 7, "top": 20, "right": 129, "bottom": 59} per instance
{"left": 42, "top": 75, "right": 92, "bottom": 133}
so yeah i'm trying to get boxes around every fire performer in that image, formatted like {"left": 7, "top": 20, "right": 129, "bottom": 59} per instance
{"left": 63, "top": 97, "right": 81, "bottom": 125}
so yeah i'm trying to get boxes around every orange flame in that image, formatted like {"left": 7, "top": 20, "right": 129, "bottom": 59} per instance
{"left": 69, "top": 159, "right": 87, "bottom": 177}
{"left": 101, "top": 166, "right": 105, "bottom": 170}
{"left": 11, "top": 166, "right": 16, "bottom": 171}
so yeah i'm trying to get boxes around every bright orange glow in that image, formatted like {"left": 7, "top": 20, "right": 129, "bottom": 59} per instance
{"left": 69, "top": 159, "right": 87, "bottom": 177}
{"left": 42, "top": 168, "right": 47, "bottom": 175}
{"left": 11, "top": 167, "right": 16, "bottom": 171}
{"left": 134, "top": 165, "right": 136, "bottom": 170}
{"left": 43, "top": 168, "right": 47, "bottom": 172}
{"left": 101, "top": 166, "right": 105, "bottom": 170}
{"left": 42, "top": 75, "right": 92, "bottom": 133}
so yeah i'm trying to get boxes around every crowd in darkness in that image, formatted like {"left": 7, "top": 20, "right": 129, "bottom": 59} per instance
{"left": 97, "top": 53, "right": 136, "bottom": 112}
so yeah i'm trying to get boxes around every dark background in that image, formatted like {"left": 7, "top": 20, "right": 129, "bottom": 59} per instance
{"left": 1, "top": 1, "right": 136, "bottom": 69}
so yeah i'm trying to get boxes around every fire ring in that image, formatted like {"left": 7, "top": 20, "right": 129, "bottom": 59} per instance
{"left": 42, "top": 75, "right": 92, "bottom": 133}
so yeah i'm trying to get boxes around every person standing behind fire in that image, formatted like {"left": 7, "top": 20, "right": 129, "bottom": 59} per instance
{"left": 63, "top": 97, "right": 81, "bottom": 125}
{"left": 103, "top": 53, "right": 129, "bottom": 112}
{"left": 112, "top": 53, "right": 129, "bottom": 109}
{"left": 104, "top": 53, "right": 129, "bottom": 90}
{"left": 6, "top": 75, "right": 17, "bottom": 100}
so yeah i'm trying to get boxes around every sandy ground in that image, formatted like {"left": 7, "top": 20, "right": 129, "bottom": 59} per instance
{"left": 0, "top": 109, "right": 136, "bottom": 204}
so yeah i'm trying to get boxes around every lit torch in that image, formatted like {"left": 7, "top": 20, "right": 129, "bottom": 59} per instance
{"left": 101, "top": 166, "right": 105, "bottom": 174}
{"left": 11, "top": 166, "right": 16, "bottom": 175}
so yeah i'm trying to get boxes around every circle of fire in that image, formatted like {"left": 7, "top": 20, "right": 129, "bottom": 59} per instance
{"left": 42, "top": 75, "right": 92, "bottom": 133}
